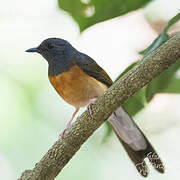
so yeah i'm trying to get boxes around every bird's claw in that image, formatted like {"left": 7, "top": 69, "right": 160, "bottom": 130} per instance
{"left": 87, "top": 98, "right": 97, "bottom": 117}
{"left": 58, "top": 123, "right": 72, "bottom": 138}
{"left": 59, "top": 129, "right": 66, "bottom": 138}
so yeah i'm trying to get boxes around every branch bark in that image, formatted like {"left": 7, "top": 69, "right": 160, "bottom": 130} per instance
{"left": 19, "top": 32, "right": 180, "bottom": 180}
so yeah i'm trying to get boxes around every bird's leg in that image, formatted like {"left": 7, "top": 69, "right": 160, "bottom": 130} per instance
{"left": 59, "top": 107, "right": 80, "bottom": 138}
{"left": 67, "top": 107, "right": 80, "bottom": 129}
{"left": 87, "top": 98, "right": 97, "bottom": 117}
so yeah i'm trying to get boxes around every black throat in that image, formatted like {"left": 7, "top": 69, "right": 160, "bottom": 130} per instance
{"left": 48, "top": 55, "right": 75, "bottom": 76}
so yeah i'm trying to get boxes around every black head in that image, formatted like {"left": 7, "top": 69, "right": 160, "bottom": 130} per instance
{"left": 26, "top": 38, "right": 78, "bottom": 75}
{"left": 26, "top": 38, "right": 76, "bottom": 64}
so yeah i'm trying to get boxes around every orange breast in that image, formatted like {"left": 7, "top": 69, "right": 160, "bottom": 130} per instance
{"left": 48, "top": 65, "right": 108, "bottom": 108}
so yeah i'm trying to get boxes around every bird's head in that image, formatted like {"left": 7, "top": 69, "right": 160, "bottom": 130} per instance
{"left": 26, "top": 38, "right": 75, "bottom": 64}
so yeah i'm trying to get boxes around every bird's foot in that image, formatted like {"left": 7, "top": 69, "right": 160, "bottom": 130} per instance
{"left": 58, "top": 123, "right": 72, "bottom": 138}
{"left": 87, "top": 98, "right": 97, "bottom": 117}
{"left": 59, "top": 129, "right": 66, "bottom": 138}
{"left": 59, "top": 108, "right": 79, "bottom": 138}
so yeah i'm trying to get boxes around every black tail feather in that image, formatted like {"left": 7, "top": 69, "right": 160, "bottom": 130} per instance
{"left": 119, "top": 134, "right": 164, "bottom": 177}
{"left": 108, "top": 107, "right": 164, "bottom": 177}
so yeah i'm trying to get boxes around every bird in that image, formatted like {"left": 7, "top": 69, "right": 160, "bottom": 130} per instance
{"left": 26, "top": 38, "right": 164, "bottom": 177}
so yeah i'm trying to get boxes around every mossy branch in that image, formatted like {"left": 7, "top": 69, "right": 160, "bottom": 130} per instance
{"left": 18, "top": 32, "right": 180, "bottom": 180}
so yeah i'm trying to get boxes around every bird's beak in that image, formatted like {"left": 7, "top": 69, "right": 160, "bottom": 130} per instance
{"left": 26, "top": 47, "right": 38, "bottom": 53}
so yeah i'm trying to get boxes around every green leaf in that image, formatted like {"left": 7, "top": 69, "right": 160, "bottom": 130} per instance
{"left": 162, "top": 77, "right": 180, "bottom": 94}
{"left": 58, "top": 0, "right": 153, "bottom": 32}
{"left": 139, "top": 12, "right": 180, "bottom": 101}
{"left": 146, "top": 61, "right": 180, "bottom": 102}
{"left": 139, "top": 32, "right": 168, "bottom": 57}
{"left": 163, "top": 12, "right": 180, "bottom": 33}
{"left": 140, "top": 12, "right": 180, "bottom": 57}
{"left": 123, "top": 87, "right": 146, "bottom": 116}
{"left": 102, "top": 122, "right": 113, "bottom": 143}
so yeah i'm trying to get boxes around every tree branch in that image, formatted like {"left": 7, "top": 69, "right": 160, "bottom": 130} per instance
{"left": 18, "top": 32, "right": 180, "bottom": 180}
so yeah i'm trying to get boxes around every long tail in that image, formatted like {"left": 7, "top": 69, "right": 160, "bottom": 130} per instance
{"left": 108, "top": 107, "right": 164, "bottom": 177}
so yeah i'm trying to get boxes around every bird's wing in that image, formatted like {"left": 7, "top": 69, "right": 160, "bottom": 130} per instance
{"left": 75, "top": 53, "right": 113, "bottom": 87}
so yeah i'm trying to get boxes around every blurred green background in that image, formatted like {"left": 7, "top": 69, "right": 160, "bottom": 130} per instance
{"left": 1, "top": 0, "right": 180, "bottom": 179}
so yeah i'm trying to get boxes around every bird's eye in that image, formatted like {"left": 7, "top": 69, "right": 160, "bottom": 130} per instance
{"left": 48, "top": 44, "right": 55, "bottom": 49}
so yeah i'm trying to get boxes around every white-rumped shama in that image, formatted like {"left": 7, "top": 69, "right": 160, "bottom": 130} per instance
{"left": 26, "top": 38, "right": 164, "bottom": 177}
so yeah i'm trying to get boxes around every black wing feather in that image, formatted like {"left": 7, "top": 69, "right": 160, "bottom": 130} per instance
{"left": 75, "top": 53, "right": 113, "bottom": 87}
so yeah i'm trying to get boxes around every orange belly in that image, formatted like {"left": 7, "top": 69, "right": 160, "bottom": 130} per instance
{"left": 48, "top": 65, "right": 108, "bottom": 108}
